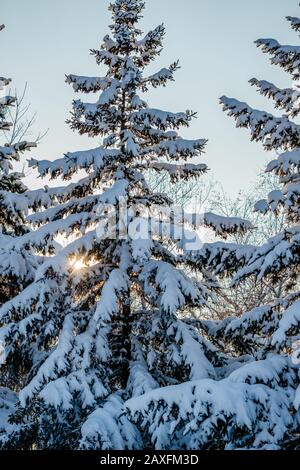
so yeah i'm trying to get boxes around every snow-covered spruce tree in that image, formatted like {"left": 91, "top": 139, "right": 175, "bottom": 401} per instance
{"left": 125, "top": 10, "right": 300, "bottom": 450}
{"left": 0, "top": 23, "right": 39, "bottom": 433}
{"left": 0, "top": 24, "right": 38, "bottom": 307}
{"left": 215, "top": 6, "right": 300, "bottom": 448}
{"left": 0, "top": 1, "right": 258, "bottom": 450}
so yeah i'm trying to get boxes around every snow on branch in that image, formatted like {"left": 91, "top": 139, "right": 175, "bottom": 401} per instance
{"left": 136, "top": 24, "right": 165, "bottom": 65}
{"left": 220, "top": 96, "right": 300, "bottom": 150}
{"left": 180, "top": 212, "right": 252, "bottom": 239}
{"left": 0, "top": 388, "right": 17, "bottom": 433}
{"left": 256, "top": 38, "right": 300, "bottom": 80}
{"left": 80, "top": 394, "right": 141, "bottom": 450}
{"left": 287, "top": 15, "right": 300, "bottom": 33}
{"left": 140, "top": 261, "right": 207, "bottom": 314}
{"left": 142, "top": 62, "right": 180, "bottom": 90}
{"left": 266, "top": 148, "right": 300, "bottom": 176}
{"left": 254, "top": 190, "right": 284, "bottom": 216}
{"left": 142, "top": 138, "right": 207, "bottom": 161}
{"left": 93, "top": 268, "right": 129, "bottom": 323}
{"left": 233, "top": 227, "right": 300, "bottom": 283}
{"left": 202, "top": 213, "right": 253, "bottom": 238}
{"left": 29, "top": 147, "right": 120, "bottom": 179}
{"left": 125, "top": 377, "right": 293, "bottom": 449}
{"left": 148, "top": 162, "right": 208, "bottom": 182}
{"left": 131, "top": 108, "right": 196, "bottom": 130}
{"left": 66, "top": 75, "right": 112, "bottom": 93}
{"left": 250, "top": 78, "right": 300, "bottom": 117}
{"left": 0, "top": 244, "right": 39, "bottom": 282}
{"left": 271, "top": 298, "right": 300, "bottom": 348}
{"left": 0, "top": 142, "right": 36, "bottom": 169}
{"left": 186, "top": 242, "right": 255, "bottom": 276}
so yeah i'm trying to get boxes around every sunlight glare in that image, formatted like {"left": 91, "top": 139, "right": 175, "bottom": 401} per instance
{"left": 72, "top": 259, "right": 86, "bottom": 271}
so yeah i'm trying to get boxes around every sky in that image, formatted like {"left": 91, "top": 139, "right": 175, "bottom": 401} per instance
{"left": 1, "top": 0, "right": 300, "bottom": 195}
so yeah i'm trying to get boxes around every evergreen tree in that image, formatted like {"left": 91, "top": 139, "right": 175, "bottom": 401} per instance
{"left": 0, "top": 24, "right": 38, "bottom": 306}
{"left": 0, "top": 1, "right": 251, "bottom": 450}
{"left": 2, "top": 1, "right": 298, "bottom": 451}
{"left": 0, "top": 23, "right": 38, "bottom": 430}
{"left": 217, "top": 5, "right": 300, "bottom": 449}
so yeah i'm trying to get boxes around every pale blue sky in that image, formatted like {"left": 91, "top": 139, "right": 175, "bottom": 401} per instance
{"left": 1, "top": 0, "right": 300, "bottom": 194}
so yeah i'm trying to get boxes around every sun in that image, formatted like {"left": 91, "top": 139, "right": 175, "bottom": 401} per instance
{"left": 72, "top": 259, "right": 86, "bottom": 271}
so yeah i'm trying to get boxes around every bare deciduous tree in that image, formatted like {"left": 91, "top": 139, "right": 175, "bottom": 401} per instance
{"left": 1, "top": 83, "right": 48, "bottom": 146}
{"left": 147, "top": 169, "right": 217, "bottom": 209}
{"left": 209, "top": 172, "right": 286, "bottom": 245}
{"left": 206, "top": 172, "right": 290, "bottom": 320}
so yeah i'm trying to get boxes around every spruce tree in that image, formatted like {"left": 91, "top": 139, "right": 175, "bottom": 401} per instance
{"left": 0, "top": 23, "right": 38, "bottom": 431}
{"left": 217, "top": 5, "right": 300, "bottom": 449}
{"left": 0, "top": 24, "right": 38, "bottom": 306}
{"left": 0, "top": 25, "right": 37, "bottom": 234}
{"left": 0, "top": 1, "right": 260, "bottom": 450}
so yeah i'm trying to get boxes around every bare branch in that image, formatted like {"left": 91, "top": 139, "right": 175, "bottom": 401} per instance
{"left": 1, "top": 83, "right": 49, "bottom": 145}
